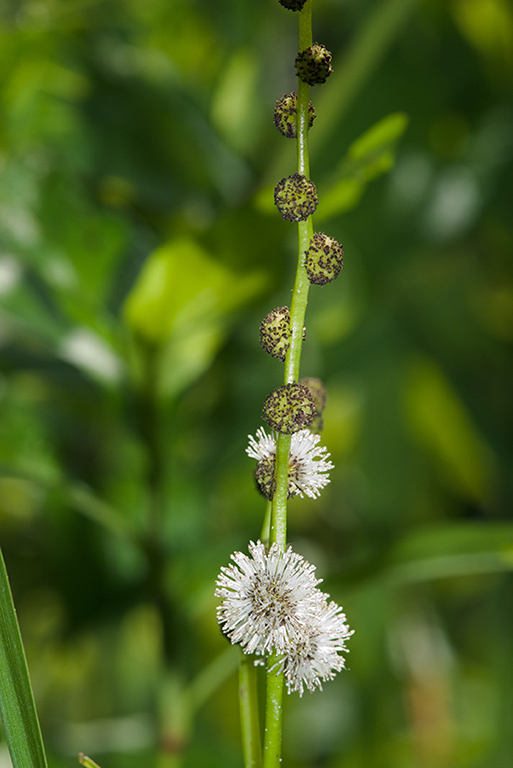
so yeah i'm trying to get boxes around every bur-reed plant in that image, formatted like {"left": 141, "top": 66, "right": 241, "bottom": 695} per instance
{"left": 214, "top": 2, "right": 353, "bottom": 766}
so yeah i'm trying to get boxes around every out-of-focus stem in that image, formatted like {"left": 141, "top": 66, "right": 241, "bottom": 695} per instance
{"left": 240, "top": 654, "right": 263, "bottom": 768}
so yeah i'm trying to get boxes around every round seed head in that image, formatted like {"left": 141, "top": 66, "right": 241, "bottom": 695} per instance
{"left": 262, "top": 383, "right": 316, "bottom": 434}
{"left": 254, "top": 455, "right": 276, "bottom": 500}
{"left": 260, "top": 306, "right": 291, "bottom": 361}
{"left": 299, "top": 377, "right": 327, "bottom": 434}
{"left": 295, "top": 43, "right": 333, "bottom": 86}
{"left": 274, "top": 93, "right": 316, "bottom": 139}
{"left": 299, "top": 377, "right": 327, "bottom": 413}
{"left": 278, "top": 0, "right": 308, "bottom": 9}
{"left": 274, "top": 173, "right": 318, "bottom": 223}
{"left": 304, "top": 233, "right": 343, "bottom": 285}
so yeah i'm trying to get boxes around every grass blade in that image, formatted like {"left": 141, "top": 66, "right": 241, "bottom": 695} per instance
{"left": 0, "top": 547, "right": 48, "bottom": 768}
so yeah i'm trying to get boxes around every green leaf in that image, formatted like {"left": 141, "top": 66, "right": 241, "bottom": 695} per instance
{"left": 0, "top": 548, "right": 48, "bottom": 768}
{"left": 123, "top": 237, "right": 265, "bottom": 395}
{"left": 348, "top": 112, "right": 409, "bottom": 163}
{"left": 316, "top": 112, "right": 409, "bottom": 220}
{"left": 405, "top": 357, "right": 495, "bottom": 503}
{"left": 385, "top": 522, "right": 513, "bottom": 586}
{"left": 124, "top": 237, "right": 263, "bottom": 343}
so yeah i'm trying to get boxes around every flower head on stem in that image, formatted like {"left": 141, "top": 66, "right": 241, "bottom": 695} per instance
{"left": 215, "top": 541, "right": 323, "bottom": 656}
{"left": 247, "top": 427, "right": 334, "bottom": 500}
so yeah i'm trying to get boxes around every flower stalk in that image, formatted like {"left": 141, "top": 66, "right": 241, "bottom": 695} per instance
{"left": 265, "top": 3, "right": 314, "bottom": 762}
{"left": 239, "top": 654, "right": 263, "bottom": 768}
{"left": 214, "top": 0, "right": 351, "bottom": 765}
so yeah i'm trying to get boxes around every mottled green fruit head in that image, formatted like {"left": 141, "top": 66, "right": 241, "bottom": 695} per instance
{"left": 254, "top": 456, "right": 276, "bottom": 500}
{"left": 255, "top": 455, "right": 306, "bottom": 500}
{"left": 274, "top": 172, "right": 318, "bottom": 222}
{"left": 278, "top": 0, "right": 307, "bottom": 10}
{"left": 299, "top": 376, "right": 327, "bottom": 434}
{"left": 304, "top": 233, "right": 343, "bottom": 285}
{"left": 273, "top": 93, "right": 315, "bottom": 139}
{"left": 260, "top": 306, "right": 291, "bottom": 361}
{"left": 299, "top": 377, "right": 327, "bottom": 414}
{"left": 262, "top": 383, "right": 316, "bottom": 434}
{"left": 295, "top": 43, "right": 333, "bottom": 86}
{"left": 307, "top": 413, "right": 324, "bottom": 434}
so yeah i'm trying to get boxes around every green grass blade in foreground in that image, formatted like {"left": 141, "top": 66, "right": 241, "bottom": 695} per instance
{"left": 0, "top": 547, "right": 48, "bottom": 768}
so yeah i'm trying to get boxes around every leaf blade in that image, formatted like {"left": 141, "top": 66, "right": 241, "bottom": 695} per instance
{"left": 0, "top": 548, "right": 48, "bottom": 768}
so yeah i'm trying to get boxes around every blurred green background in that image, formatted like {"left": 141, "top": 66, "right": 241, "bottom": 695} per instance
{"left": 1, "top": 0, "right": 512, "bottom": 766}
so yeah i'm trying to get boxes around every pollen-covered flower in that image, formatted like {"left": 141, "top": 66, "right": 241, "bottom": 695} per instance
{"left": 279, "top": 599, "right": 353, "bottom": 696}
{"left": 215, "top": 540, "right": 323, "bottom": 656}
{"left": 246, "top": 427, "right": 334, "bottom": 500}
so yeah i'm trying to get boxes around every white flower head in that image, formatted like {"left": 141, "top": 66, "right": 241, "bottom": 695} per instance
{"left": 280, "top": 599, "right": 354, "bottom": 696}
{"left": 215, "top": 540, "right": 323, "bottom": 655}
{"left": 246, "top": 427, "right": 334, "bottom": 500}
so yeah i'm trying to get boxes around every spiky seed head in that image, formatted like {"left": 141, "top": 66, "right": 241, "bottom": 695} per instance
{"left": 304, "top": 233, "right": 343, "bottom": 285}
{"left": 274, "top": 93, "right": 316, "bottom": 139}
{"left": 260, "top": 306, "right": 291, "bottom": 361}
{"left": 274, "top": 173, "right": 318, "bottom": 223}
{"left": 260, "top": 306, "right": 306, "bottom": 361}
{"left": 262, "top": 383, "right": 316, "bottom": 434}
{"left": 295, "top": 43, "right": 333, "bottom": 86}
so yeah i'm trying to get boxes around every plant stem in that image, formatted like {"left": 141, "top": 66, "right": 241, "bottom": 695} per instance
{"left": 286, "top": 0, "right": 314, "bottom": 387}
{"left": 269, "top": 433, "right": 291, "bottom": 549}
{"left": 263, "top": 655, "right": 285, "bottom": 768}
{"left": 264, "top": 4, "right": 315, "bottom": 767}
{"left": 260, "top": 500, "right": 272, "bottom": 545}
{"left": 239, "top": 654, "right": 263, "bottom": 768}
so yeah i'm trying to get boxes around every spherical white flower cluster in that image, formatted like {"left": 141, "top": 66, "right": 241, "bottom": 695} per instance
{"left": 246, "top": 427, "right": 334, "bottom": 500}
{"left": 215, "top": 540, "right": 353, "bottom": 695}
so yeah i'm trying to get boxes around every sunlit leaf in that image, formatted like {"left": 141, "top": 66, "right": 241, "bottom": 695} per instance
{"left": 123, "top": 237, "right": 264, "bottom": 343}
{"left": 123, "top": 237, "right": 265, "bottom": 393}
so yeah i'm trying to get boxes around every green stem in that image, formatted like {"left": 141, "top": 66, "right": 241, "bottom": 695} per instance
{"left": 260, "top": 500, "right": 272, "bottom": 546}
{"left": 263, "top": 655, "right": 285, "bottom": 768}
{"left": 239, "top": 654, "right": 263, "bottom": 768}
{"left": 270, "top": 433, "right": 291, "bottom": 549}
{"left": 285, "top": 1, "right": 314, "bottom": 387}
{"left": 264, "top": 4, "right": 315, "bottom": 767}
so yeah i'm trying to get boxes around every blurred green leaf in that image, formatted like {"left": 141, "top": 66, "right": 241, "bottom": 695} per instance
{"left": 385, "top": 522, "right": 513, "bottom": 586}
{"left": 405, "top": 357, "right": 495, "bottom": 503}
{"left": 316, "top": 112, "right": 409, "bottom": 220}
{"left": 348, "top": 112, "right": 409, "bottom": 163}
{"left": 124, "top": 237, "right": 263, "bottom": 343}
{"left": 0, "top": 548, "right": 48, "bottom": 768}
{"left": 123, "top": 237, "right": 265, "bottom": 394}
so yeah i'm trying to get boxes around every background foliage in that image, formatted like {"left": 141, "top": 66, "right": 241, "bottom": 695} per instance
{"left": 1, "top": 0, "right": 512, "bottom": 767}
